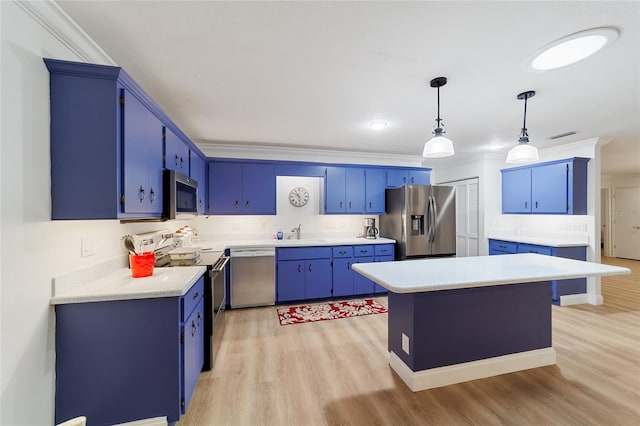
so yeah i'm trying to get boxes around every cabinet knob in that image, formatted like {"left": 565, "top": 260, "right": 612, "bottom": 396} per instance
{"left": 234, "top": 200, "right": 239, "bottom": 208}
{"left": 308, "top": 264, "right": 312, "bottom": 272}
{"left": 297, "top": 264, "right": 302, "bottom": 273}
{"left": 245, "top": 200, "right": 250, "bottom": 209}
{"left": 149, "top": 188, "right": 155, "bottom": 203}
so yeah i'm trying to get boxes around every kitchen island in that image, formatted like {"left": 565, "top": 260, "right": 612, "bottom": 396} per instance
{"left": 352, "top": 254, "right": 630, "bottom": 392}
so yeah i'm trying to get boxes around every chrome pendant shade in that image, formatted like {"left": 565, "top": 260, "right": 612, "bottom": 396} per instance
{"left": 423, "top": 77, "right": 454, "bottom": 158}
{"left": 506, "top": 90, "right": 539, "bottom": 164}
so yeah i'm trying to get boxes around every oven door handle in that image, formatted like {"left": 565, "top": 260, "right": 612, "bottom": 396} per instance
{"left": 211, "top": 255, "right": 230, "bottom": 272}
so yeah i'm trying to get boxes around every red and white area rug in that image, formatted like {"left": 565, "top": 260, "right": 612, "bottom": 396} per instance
{"left": 276, "top": 299, "right": 388, "bottom": 326}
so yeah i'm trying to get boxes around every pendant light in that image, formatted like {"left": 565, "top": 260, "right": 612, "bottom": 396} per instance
{"left": 423, "top": 77, "right": 454, "bottom": 158}
{"left": 506, "top": 90, "right": 539, "bottom": 164}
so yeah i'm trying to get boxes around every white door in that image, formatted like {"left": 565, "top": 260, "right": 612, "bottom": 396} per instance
{"left": 614, "top": 186, "right": 640, "bottom": 260}
{"left": 448, "top": 178, "right": 479, "bottom": 257}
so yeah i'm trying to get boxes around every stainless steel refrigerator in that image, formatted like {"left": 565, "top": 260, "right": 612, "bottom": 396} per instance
{"left": 380, "top": 185, "right": 456, "bottom": 259}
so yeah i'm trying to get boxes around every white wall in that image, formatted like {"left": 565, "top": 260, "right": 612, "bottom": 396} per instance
{"left": 193, "top": 176, "right": 377, "bottom": 241}
{"left": 0, "top": 2, "right": 189, "bottom": 424}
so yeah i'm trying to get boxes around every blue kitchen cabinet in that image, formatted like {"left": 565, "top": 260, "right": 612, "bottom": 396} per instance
{"left": 373, "top": 244, "right": 395, "bottom": 293}
{"left": 54, "top": 276, "right": 205, "bottom": 425}
{"left": 277, "top": 247, "right": 333, "bottom": 301}
{"left": 386, "top": 168, "right": 431, "bottom": 188}
{"left": 45, "top": 58, "right": 170, "bottom": 220}
{"left": 501, "top": 168, "right": 532, "bottom": 213}
{"left": 489, "top": 239, "right": 587, "bottom": 304}
{"left": 122, "top": 88, "right": 164, "bottom": 215}
{"left": 324, "top": 167, "right": 366, "bottom": 213}
{"left": 332, "top": 246, "right": 354, "bottom": 297}
{"left": 190, "top": 151, "right": 207, "bottom": 214}
{"left": 165, "top": 127, "right": 190, "bottom": 174}
{"left": 501, "top": 158, "right": 589, "bottom": 215}
{"left": 365, "top": 168, "right": 386, "bottom": 213}
{"left": 208, "top": 161, "right": 276, "bottom": 214}
{"left": 352, "top": 245, "right": 375, "bottom": 295}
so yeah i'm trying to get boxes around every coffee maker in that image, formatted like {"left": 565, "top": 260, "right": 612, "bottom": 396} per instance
{"left": 363, "top": 218, "right": 379, "bottom": 239}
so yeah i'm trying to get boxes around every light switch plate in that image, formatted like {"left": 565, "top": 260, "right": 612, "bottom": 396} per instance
{"left": 81, "top": 237, "right": 95, "bottom": 258}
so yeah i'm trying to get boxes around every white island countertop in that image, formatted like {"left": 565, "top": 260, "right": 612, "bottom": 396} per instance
{"left": 50, "top": 265, "right": 207, "bottom": 305}
{"left": 352, "top": 254, "right": 630, "bottom": 293}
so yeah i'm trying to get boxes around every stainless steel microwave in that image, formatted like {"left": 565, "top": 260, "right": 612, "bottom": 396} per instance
{"left": 163, "top": 169, "right": 198, "bottom": 220}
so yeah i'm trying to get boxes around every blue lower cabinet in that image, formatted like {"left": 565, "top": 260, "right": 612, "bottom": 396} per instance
{"left": 277, "top": 260, "right": 306, "bottom": 302}
{"left": 353, "top": 257, "right": 375, "bottom": 294}
{"left": 489, "top": 239, "right": 587, "bottom": 304}
{"left": 305, "top": 259, "right": 333, "bottom": 299}
{"left": 332, "top": 257, "right": 354, "bottom": 297}
{"left": 54, "top": 276, "right": 205, "bottom": 425}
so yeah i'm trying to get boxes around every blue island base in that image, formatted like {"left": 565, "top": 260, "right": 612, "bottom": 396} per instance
{"left": 387, "top": 281, "right": 556, "bottom": 391}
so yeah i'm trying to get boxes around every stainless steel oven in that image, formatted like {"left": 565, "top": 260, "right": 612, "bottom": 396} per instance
{"left": 203, "top": 251, "right": 229, "bottom": 370}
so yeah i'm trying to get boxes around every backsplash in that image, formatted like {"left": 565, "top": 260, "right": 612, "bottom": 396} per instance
{"left": 192, "top": 176, "right": 379, "bottom": 241}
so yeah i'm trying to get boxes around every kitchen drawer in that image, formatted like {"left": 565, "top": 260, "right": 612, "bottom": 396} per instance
{"left": 277, "top": 247, "right": 332, "bottom": 261}
{"left": 353, "top": 245, "right": 374, "bottom": 257}
{"left": 517, "top": 244, "right": 553, "bottom": 256}
{"left": 182, "top": 275, "right": 204, "bottom": 321}
{"left": 332, "top": 246, "right": 353, "bottom": 258}
{"left": 488, "top": 240, "right": 518, "bottom": 254}
{"left": 374, "top": 244, "right": 394, "bottom": 257}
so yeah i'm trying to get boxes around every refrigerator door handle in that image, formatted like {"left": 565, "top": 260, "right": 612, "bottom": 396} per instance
{"left": 426, "top": 196, "right": 434, "bottom": 242}
{"left": 430, "top": 195, "right": 438, "bottom": 242}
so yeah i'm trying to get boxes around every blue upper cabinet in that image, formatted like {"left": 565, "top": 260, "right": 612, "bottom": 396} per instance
{"left": 207, "top": 161, "right": 276, "bottom": 214}
{"left": 324, "top": 167, "right": 366, "bottom": 214}
{"left": 501, "top": 168, "right": 532, "bottom": 213}
{"left": 164, "top": 127, "right": 190, "bottom": 174}
{"left": 386, "top": 168, "right": 431, "bottom": 188}
{"left": 364, "top": 168, "right": 386, "bottom": 213}
{"left": 501, "top": 158, "right": 589, "bottom": 215}
{"left": 189, "top": 151, "right": 207, "bottom": 214}
{"left": 45, "top": 58, "right": 203, "bottom": 220}
{"left": 122, "top": 88, "right": 164, "bottom": 215}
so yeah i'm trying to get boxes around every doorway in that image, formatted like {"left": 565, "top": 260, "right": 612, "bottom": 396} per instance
{"left": 613, "top": 186, "right": 640, "bottom": 260}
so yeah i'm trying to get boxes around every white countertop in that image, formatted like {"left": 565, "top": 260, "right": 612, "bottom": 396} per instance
{"left": 194, "top": 236, "right": 396, "bottom": 251}
{"left": 352, "top": 254, "right": 630, "bottom": 293}
{"left": 51, "top": 265, "right": 207, "bottom": 305}
{"left": 487, "top": 233, "right": 588, "bottom": 247}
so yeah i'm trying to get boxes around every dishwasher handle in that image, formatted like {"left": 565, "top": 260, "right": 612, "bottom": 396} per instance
{"left": 230, "top": 248, "right": 276, "bottom": 258}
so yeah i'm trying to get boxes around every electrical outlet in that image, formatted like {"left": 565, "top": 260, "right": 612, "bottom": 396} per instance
{"left": 81, "top": 237, "right": 95, "bottom": 258}
{"left": 402, "top": 333, "right": 410, "bottom": 355}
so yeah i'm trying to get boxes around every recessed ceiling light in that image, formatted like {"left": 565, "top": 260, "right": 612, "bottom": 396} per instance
{"left": 369, "top": 121, "right": 388, "bottom": 130}
{"left": 526, "top": 27, "right": 619, "bottom": 71}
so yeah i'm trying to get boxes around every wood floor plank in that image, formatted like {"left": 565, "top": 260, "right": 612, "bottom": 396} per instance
{"left": 180, "top": 257, "right": 640, "bottom": 425}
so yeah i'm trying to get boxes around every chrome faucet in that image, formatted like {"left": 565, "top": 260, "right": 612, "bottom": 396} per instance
{"left": 291, "top": 224, "right": 302, "bottom": 239}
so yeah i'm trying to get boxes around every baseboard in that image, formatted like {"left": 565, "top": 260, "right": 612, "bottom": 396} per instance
{"left": 559, "top": 293, "right": 589, "bottom": 306}
{"left": 389, "top": 347, "right": 557, "bottom": 392}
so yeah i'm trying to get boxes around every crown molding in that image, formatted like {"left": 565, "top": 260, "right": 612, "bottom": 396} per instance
{"left": 196, "top": 142, "right": 428, "bottom": 167}
{"left": 14, "top": 0, "right": 115, "bottom": 65}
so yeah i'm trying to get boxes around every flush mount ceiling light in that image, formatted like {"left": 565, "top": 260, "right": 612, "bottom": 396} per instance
{"left": 506, "top": 91, "right": 539, "bottom": 164}
{"left": 423, "top": 77, "right": 454, "bottom": 158}
{"left": 527, "top": 27, "right": 619, "bottom": 71}
{"left": 369, "top": 121, "right": 388, "bottom": 130}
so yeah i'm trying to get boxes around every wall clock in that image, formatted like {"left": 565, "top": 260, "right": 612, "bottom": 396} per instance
{"left": 289, "top": 186, "right": 310, "bottom": 207}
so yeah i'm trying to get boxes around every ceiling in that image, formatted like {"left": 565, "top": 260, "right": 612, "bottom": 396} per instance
{"left": 57, "top": 1, "right": 640, "bottom": 174}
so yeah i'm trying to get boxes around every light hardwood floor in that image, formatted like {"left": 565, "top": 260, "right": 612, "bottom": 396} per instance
{"left": 181, "top": 257, "right": 639, "bottom": 425}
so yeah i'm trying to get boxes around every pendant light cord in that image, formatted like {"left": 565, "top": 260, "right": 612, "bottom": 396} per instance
{"left": 435, "top": 85, "right": 442, "bottom": 129}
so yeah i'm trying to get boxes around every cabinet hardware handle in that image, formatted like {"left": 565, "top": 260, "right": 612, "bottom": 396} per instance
{"left": 149, "top": 188, "right": 155, "bottom": 203}
{"left": 410, "top": 177, "right": 415, "bottom": 183}
{"left": 369, "top": 202, "right": 372, "bottom": 208}
{"left": 245, "top": 201, "right": 249, "bottom": 208}
{"left": 297, "top": 264, "right": 302, "bottom": 273}
{"left": 191, "top": 320, "right": 197, "bottom": 336}
{"left": 193, "top": 292, "right": 199, "bottom": 300}
{"left": 138, "top": 185, "right": 145, "bottom": 202}
{"left": 197, "top": 312, "right": 202, "bottom": 326}
{"left": 347, "top": 262, "right": 351, "bottom": 269}
{"left": 308, "top": 264, "right": 312, "bottom": 272}
{"left": 180, "top": 157, "right": 184, "bottom": 167}
{"left": 175, "top": 154, "right": 179, "bottom": 166}
{"left": 535, "top": 201, "right": 538, "bottom": 208}
{"left": 340, "top": 201, "right": 343, "bottom": 208}
{"left": 349, "top": 201, "right": 352, "bottom": 209}
{"left": 525, "top": 201, "right": 528, "bottom": 209}
{"left": 403, "top": 177, "right": 407, "bottom": 183}
{"left": 234, "top": 200, "right": 239, "bottom": 208}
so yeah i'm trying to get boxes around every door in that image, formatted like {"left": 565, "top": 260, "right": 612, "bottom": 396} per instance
{"left": 452, "top": 178, "right": 479, "bottom": 257}
{"left": 242, "top": 163, "right": 276, "bottom": 214}
{"left": 430, "top": 186, "right": 457, "bottom": 256}
{"left": 345, "top": 168, "right": 365, "bottom": 213}
{"left": 614, "top": 186, "right": 640, "bottom": 260}
{"left": 208, "top": 162, "right": 242, "bottom": 213}
{"left": 325, "top": 167, "right": 346, "bottom": 213}
{"left": 332, "top": 258, "right": 354, "bottom": 297}
{"left": 305, "top": 259, "right": 332, "bottom": 299}
{"left": 365, "top": 168, "right": 385, "bottom": 213}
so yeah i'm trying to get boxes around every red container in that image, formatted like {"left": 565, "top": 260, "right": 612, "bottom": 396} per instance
{"left": 130, "top": 252, "right": 155, "bottom": 278}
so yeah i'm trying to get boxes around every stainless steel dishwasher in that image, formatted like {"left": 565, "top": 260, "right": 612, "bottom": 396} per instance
{"left": 230, "top": 247, "right": 276, "bottom": 308}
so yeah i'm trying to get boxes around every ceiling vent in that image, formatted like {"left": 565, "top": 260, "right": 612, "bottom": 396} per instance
{"left": 547, "top": 131, "right": 577, "bottom": 140}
